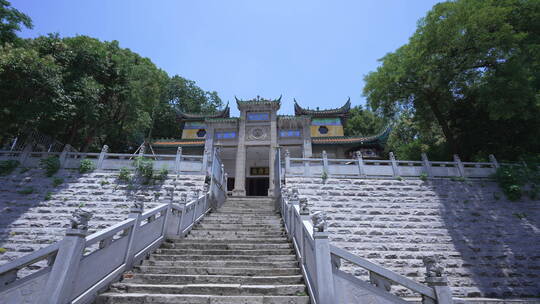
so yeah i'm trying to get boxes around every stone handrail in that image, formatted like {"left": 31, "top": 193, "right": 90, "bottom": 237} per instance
{"left": 0, "top": 148, "right": 227, "bottom": 304}
{"left": 284, "top": 150, "right": 502, "bottom": 179}
{"left": 0, "top": 145, "right": 209, "bottom": 174}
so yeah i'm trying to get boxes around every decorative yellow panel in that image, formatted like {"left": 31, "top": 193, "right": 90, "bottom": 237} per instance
{"left": 182, "top": 121, "right": 206, "bottom": 139}
{"left": 310, "top": 125, "right": 344, "bottom": 137}
{"left": 310, "top": 118, "right": 343, "bottom": 137}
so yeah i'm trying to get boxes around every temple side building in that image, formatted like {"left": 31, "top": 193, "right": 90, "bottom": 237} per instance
{"left": 152, "top": 96, "right": 390, "bottom": 196}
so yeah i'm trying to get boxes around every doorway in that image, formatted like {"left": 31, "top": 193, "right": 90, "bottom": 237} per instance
{"left": 246, "top": 177, "right": 269, "bottom": 196}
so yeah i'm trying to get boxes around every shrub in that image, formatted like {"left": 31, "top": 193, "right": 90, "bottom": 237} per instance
{"left": 79, "top": 159, "right": 96, "bottom": 173}
{"left": 0, "top": 160, "right": 20, "bottom": 176}
{"left": 100, "top": 179, "right": 110, "bottom": 186}
{"left": 396, "top": 176, "right": 403, "bottom": 181}
{"left": 17, "top": 187, "right": 34, "bottom": 195}
{"left": 118, "top": 167, "right": 131, "bottom": 182}
{"left": 133, "top": 156, "right": 153, "bottom": 183}
{"left": 154, "top": 168, "right": 168, "bottom": 181}
{"left": 450, "top": 176, "right": 466, "bottom": 182}
{"left": 52, "top": 177, "right": 64, "bottom": 187}
{"left": 0, "top": 248, "right": 6, "bottom": 254}
{"left": 44, "top": 191, "right": 52, "bottom": 201}
{"left": 493, "top": 165, "right": 531, "bottom": 201}
{"left": 419, "top": 173, "right": 428, "bottom": 181}
{"left": 40, "top": 156, "right": 60, "bottom": 177}
{"left": 321, "top": 170, "right": 328, "bottom": 183}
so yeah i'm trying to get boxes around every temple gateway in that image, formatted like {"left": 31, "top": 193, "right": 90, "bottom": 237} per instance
{"left": 152, "top": 96, "right": 390, "bottom": 196}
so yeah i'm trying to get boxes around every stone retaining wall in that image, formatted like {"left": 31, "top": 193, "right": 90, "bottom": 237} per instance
{"left": 286, "top": 177, "right": 540, "bottom": 299}
{"left": 0, "top": 169, "right": 205, "bottom": 267}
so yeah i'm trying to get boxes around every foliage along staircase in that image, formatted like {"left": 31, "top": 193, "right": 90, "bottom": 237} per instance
{"left": 97, "top": 196, "right": 310, "bottom": 304}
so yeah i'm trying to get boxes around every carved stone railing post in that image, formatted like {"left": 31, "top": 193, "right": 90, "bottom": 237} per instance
{"left": 97, "top": 145, "right": 109, "bottom": 171}
{"left": 59, "top": 144, "right": 72, "bottom": 169}
{"left": 201, "top": 148, "right": 210, "bottom": 174}
{"left": 322, "top": 150, "right": 329, "bottom": 175}
{"left": 453, "top": 154, "right": 465, "bottom": 177}
{"left": 421, "top": 153, "right": 432, "bottom": 178}
{"left": 42, "top": 209, "right": 92, "bottom": 304}
{"left": 124, "top": 201, "right": 144, "bottom": 269}
{"left": 355, "top": 151, "right": 366, "bottom": 177}
{"left": 311, "top": 211, "right": 336, "bottom": 303}
{"left": 423, "top": 256, "right": 453, "bottom": 304}
{"left": 285, "top": 149, "right": 291, "bottom": 175}
{"left": 18, "top": 143, "right": 32, "bottom": 167}
{"left": 389, "top": 152, "right": 399, "bottom": 177}
{"left": 489, "top": 154, "right": 499, "bottom": 170}
{"left": 175, "top": 147, "right": 183, "bottom": 175}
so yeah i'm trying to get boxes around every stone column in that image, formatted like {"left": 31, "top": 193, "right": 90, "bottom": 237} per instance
{"left": 202, "top": 125, "right": 215, "bottom": 174}
{"left": 233, "top": 111, "right": 247, "bottom": 196}
{"left": 268, "top": 111, "right": 278, "bottom": 196}
{"left": 42, "top": 209, "right": 92, "bottom": 304}
{"left": 302, "top": 119, "right": 312, "bottom": 158}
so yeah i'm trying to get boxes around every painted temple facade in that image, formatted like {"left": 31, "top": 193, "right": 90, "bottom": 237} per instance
{"left": 152, "top": 96, "right": 390, "bottom": 196}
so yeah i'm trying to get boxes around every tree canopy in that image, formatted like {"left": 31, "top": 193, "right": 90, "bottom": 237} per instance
{"left": 363, "top": 0, "right": 540, "bottom": 161}
{"left": 0, "top": 0, "right": 32, "bottom": 45}
{"left": 0, "top": 33, "right": 223, "bottom": 152}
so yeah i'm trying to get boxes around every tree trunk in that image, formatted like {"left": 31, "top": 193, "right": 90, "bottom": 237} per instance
{"left": 424, "top": 94, "right": 460, "bottom": 157}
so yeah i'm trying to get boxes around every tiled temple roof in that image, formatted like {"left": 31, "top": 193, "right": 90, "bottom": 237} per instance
{"left": 235, "top": 95, "right": 281, "bottom": 106}
{"left": 294, "top": 98, "right": 351, "bottom": 117}
{"left": 175, "top": 103, "right": 230, "bottom": 120}
{"left": 152, "top": 138, "right": 205, "bottom": 147}
{"left": 205, "top": 117, "right": 239, "bottom": 123}
{"left": 312, "top": 126, "right": 392, "bottom": 146}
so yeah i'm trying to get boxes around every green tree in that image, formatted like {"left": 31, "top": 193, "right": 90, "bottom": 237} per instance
{"left": 364, "top": 0, "right": 540, "bottom": 161}
{"left": 344, "top": 105, "right": 387, "bottom": 137}
{"left": 0, "top": 0, "right": 32, "bottom": 45}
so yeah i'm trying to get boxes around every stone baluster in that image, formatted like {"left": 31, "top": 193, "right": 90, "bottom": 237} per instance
{"left": 18, "top": 143, "right": 32, "bottom": 167}
{"left": 489, "top": 154, "right": 499, "bottom": 169}
{"left": 175, "top": 147, "right": 183, "bottom": 175}
{"left": 59, "top": 144, "right": 72, "bottom": 169}
{"left": 311, "top": 211, "right": 336, "bottom": 303}
{"left": 355, "top": 151, "right": 366, "bottom": 177}
{"left": 97, "top": 145, "right": 109, "bottom": 171}
{"left": 453, "top": 154, "right": 465, "bottom": 177}
{"left": 201, "top": 149, "right": 210, "bottom": 173}
{"left": 125, "top": 201, "right": 144, "bottom": 269}
{"left": 389, "top": 152, "right": 399, "bottom": 177}
{"left": 285, "top": 149, "right": 291, "bottom": 174}
{"left": 421, "top": 153, "right": 432, "bottom": 178}
{"left": 422, "top": 255, "right": 453, "bottom": 304}
{"left": 41, "top": 209, "right": 92, "bottom": 304}
{"left": 322, "top": 150, "right": 329, "bottom": 176}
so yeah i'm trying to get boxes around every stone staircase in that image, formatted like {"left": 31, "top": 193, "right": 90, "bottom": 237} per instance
{"left": 97, "top": 196, "right": 310, "bottom": 304}
{"left": 0, "top": 169, "right": 205, "bottom": 268}
{"left": 286, "top": 177, "right": 540, "bottom": 300}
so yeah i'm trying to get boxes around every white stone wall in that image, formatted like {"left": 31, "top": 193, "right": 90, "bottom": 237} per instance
{"left": 286, "top": 177, "right": 540, "bottom": 298}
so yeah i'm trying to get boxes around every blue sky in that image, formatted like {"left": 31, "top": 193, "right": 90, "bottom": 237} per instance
{"left": 12, "top": 0, "right": 442, "bottom": 115}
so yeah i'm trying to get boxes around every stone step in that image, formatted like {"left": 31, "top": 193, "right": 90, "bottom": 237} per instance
{"left": 154, "top": 248, "right": 294, "bottom": 256}
{"left": 161, "top": 242, "right": 292, "bottom": 250}
{"left": 109, "top": 282, "right": 306, "bottom": 296}
{"left": 135, "top": 266, "right": 302, "bottom": 276}
{"left": 97, "top": 293, "right": 309, "bottom": 304}
{"left": 194, "top": 223, "right": 285, "bottom": 230}
{"left": 123, "top": 273, "right": 304, "bottom": 285}
{"left": 183, "top": 235, "right": 290, "bottom": 241}
{"left": 141, "top": 260, "right": 298, "bottom": 268}
{"left": 188, "top": 231, "right": 286, "bottom": 238}
{"left": 166, "top": 237, "right": 289, "bottom": 244}
{"left": 149, "top": 254, "right": 297, "bottom": 262}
